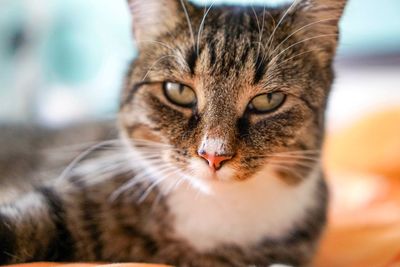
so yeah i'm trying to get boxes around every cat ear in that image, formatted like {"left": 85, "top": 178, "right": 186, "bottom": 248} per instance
{"left": 293, "top": 0, "right": 348, "bottom": 65}
{"left": 127, "top": 0, "right": 184, "bottom": 46}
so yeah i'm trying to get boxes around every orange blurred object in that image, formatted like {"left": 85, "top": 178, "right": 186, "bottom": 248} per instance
{"left": 315, "top": 107, "right": 400, "bottom": 267}
{"left": 4, "top": 263, "right": 171, "bottom": 267}
{"left": 324, "top": 108, "right": 400, "bottom": 179}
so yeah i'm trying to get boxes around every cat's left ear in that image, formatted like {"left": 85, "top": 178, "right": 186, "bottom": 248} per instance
{"left": 293, "top": 0, "right": 348, "bottom": 65}
{"left": 127, "top": 0, "right": 188, "bottom": 48}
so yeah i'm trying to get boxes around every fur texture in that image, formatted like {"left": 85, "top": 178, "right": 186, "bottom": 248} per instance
{"left": 0, "top": 0, "right": 347, "bottom": 266}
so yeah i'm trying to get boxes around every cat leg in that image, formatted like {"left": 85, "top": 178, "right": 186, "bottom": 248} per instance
{"left": 0, "top": 187, "right": 74, "bottom": 264}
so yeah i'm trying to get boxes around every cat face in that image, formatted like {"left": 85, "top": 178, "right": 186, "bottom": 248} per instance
{"left": 119, "top": 0, "right": 346, "bottom": 188}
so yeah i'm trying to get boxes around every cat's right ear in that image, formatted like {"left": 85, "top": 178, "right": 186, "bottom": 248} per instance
{"left": 127, "top": 0, "right": 183, "bottom": 47}
{"left": 292, "top": 0, "right": 348, "bottom": 66}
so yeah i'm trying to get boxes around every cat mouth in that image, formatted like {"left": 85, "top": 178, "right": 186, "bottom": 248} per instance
{"left": 187, "top": 158, "right": 237, "bottom": 183}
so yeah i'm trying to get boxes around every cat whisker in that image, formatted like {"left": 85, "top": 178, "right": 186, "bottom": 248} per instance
{"left": 268, "top": 33, "right": 338, "bottom": 66}
{"left": 252, "top": 149, "right": 321, "bottom": 158}
{"left": 57, "top": 140, "right": 126, "bottom": 182}
{"left": 130, "top": 145, "right": 180, "bottom": 152}
{"left": 165, "top": 167, "right": 193, "bottom": 197}
{"left": 110, "top": 163, "right": 177, "bottom": 202}
{"left": 251, "top": 6, "right": 261, "bottom": 39}
{"left": 260, "top": 10, "right": 276, "bottom": 65}
{"left": 196, "top": 0, "right": 216, "bottom": 56}
{"left": 273, "top": 149, "right": 321, "bottom": 154}
{"left": 269, "top": 18, "right": 339, "bottom": 58}
{"left": 252, "top": 41, "right": 268, "bottom": 55}
{"left": 133, "top": 159, "right": 170, "bottom": 166}
{"left": 272, "top": 48, "right": 325, "bottom": 70}
{"left": 179, "top": 0, "right": 196, "bottom": 48}
{"left": 171, "top": 176, "right": 186, "bottom": 193}
{"left": 129, "top": 151, "right": 163, "bottom": 158}
{"left": 134, "top": 40, "right": 176, "bottom": 53}
{"left": 259, "top": 5, "right": 267, "bottom": 56}
{"left": 269, "top": 156, "right": 320, "bottom": 164}
{"left": 268, "top": 154, "right": 320, "bottom": 161}
{"left": 141, "top": 54, "right": 186, "bottom": 81}
{"left": 250, "top": 5, "right": 262, "bottom": 59}
{"left": 67, "top": 156, "right": 134, "bottom": 182}
{"left": 138, "top": 167, "right": 182, "bottom": 203}
{"left": 43, "top": 139, "right": 124, "bottom": 154}
{"left": 134, "top": 152, "right": 183, "bottom": 161}
{"left": 254, "top": 5, "right": 271, "bottom": 63}
{"left": 109, "top": 174, "right": 145, "bottom": 201}
{"left": 135, "top": 39, "right": 189, "bottom": 71}
{"left": 268, "top": 159, "right": 318, "bottom": 169}
{"left": 129, "top": 164, "right": 179, "bottom": 201}
{"left": 265, "top": 0, "right": 302, "bottom": 55}
{"left": 267, "top": 162, "right": 306, "bottom": 181}
{"left": 129, "top": 141, "right": 173, "bottom": 149}
{"left": 271, "top": 151, "right": 321, "bottom": 158}
{"left": 271, "top": 150, "right": 321, "bottom": 157}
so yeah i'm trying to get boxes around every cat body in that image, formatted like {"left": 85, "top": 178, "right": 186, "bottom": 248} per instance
{"left": 0, "top": 0, "right": 347, "bottom": 266}
{"left": 0, "top": 162, "right": 326, "bottom": 266}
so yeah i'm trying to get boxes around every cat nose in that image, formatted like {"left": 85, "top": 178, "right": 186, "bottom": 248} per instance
{"left": 197, "top": 151, "right": 233, "bottom": 171}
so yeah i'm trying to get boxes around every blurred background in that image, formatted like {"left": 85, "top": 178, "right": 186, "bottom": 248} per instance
{"left": 0, "top": 0, "right": 399, "bottom": 128}
{"left": 0, "top": 1, "right": 400, "bottom": 266}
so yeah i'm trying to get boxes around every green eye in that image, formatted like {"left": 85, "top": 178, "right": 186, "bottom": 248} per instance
{"left": 163, "top": 82, "right": 196, "bottom": 107}
{"left": 248, "top": 92, "right": 286, "bottom": 113}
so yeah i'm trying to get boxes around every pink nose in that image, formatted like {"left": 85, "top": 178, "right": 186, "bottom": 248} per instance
{"left": 198, "top": 151, "right": 233, "bottom": 171}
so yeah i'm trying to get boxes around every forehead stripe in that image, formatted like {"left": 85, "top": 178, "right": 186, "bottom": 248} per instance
{"left": 186, "top": 46, "right": 202, "bottom": 75}
{"left": 253, "top": 54, "right": 268, "bottom": 84}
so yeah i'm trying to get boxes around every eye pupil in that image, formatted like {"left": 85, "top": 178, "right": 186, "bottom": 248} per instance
{"left": 163, "top": 82, "right": 196, "bottom": 108}
{"left": 179, "top": 84, "right": 185, "bottom": 94}
{"left": 248, "top": 92, "right": 286, "bottom": 114}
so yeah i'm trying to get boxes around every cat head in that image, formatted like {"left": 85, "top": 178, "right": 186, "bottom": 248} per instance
{"left": 119, "top": 0, "right": 347, "bottom": 190}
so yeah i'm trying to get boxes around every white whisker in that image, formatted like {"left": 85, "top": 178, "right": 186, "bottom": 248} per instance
{"left": 138, "top": 167, "right": 182, "bottom": 203}
{"left": 268, "top": 163, "right": 305, "bottom": 181}
{"left": 268, "top": 159, "right": 318, "bottom": 169}
{"left": 270, "top": 153, "right": 320, "bottom": 160}
{"left": 272, "top": 49, "right": 324, "bottom": 70}
{"left": 196, "top": 0, "right": 216, "bottom": 56}
{"left": 265, "top": 0, "right": 302, "bottom": 55}
{"left": 43, "top": 139, "right": 123, "bottom": 154}
{"left": 141, "top": 54, "right": 186, "bottom": 81}
{"left": 272, "top": 151, "right": 320, "bottom": 157}
{"left": 269, "top": 18, "right": 338, "bottom": 58}
{"left": 57, "top": 140, "right": 123, "bottom": 182}
{"left": 109, "top": 163, "right": 177, "bottom": 201}
{"left": 268, "top": 33, "right": 338, "bottom": 65}
{"left": 180, "top": 0, "right": 196, "bottom": 48}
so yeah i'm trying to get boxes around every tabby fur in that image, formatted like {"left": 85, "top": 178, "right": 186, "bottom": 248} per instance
{"left": 0, "top": 0, "right": 347, "bottom": 266}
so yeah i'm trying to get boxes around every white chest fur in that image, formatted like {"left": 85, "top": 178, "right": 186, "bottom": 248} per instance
{"left": 164, "top": 166, "right": 320, "bottom": 252}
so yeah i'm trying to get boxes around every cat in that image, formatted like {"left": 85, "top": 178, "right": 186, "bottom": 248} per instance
{"left": 0, "top": 0, "right": 347, "bottom": 266}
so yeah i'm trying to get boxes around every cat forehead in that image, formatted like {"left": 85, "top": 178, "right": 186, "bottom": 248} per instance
{"left": 146, "top": 8, "right": 305, "bottom": 83}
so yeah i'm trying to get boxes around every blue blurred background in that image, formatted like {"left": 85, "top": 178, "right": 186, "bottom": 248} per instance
{"left": 0, "top": 0, "right": 399, "bottom": 128}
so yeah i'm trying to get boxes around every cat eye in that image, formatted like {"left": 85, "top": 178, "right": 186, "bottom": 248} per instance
{"left": 163, "top": 82, "right": 196, "bottom": 108}
{"left": 248, "top": 92, "right": 286, "bottom": 113}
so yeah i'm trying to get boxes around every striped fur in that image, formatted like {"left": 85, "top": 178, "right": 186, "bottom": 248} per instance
{"left": 0, "top": 0, "right": 347, "bottom": 266}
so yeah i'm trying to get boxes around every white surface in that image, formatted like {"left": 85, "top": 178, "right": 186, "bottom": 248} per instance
{"left": 327, "top": 65, "right": 400, "bottom": 130}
